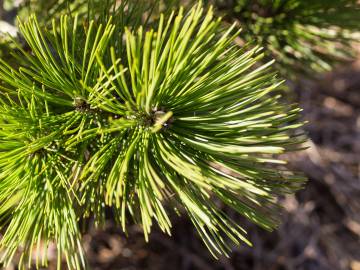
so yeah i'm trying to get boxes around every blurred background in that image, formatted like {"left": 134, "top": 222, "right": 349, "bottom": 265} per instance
{"left": 1, "top": 1, "right": 359, "bottom": 269}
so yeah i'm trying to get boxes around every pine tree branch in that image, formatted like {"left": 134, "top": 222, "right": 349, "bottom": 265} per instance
{"left": 0, "top": 1, "right": 307, "bottom": 269}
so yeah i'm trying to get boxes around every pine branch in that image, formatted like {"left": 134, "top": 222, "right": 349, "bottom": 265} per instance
{"left": 0, "top": 2, "right": 306, "bottom": 269}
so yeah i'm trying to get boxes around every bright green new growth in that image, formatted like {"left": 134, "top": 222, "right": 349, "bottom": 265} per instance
{"left": 217, "top": 0, "right": 360, "bottom": 76}
{"left": 0, "top": 2, "right": 306, "bottom": 269}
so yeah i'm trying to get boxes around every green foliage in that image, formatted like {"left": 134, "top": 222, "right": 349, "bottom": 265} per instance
{"left": 18, "top": 0, "right": 112, "bottom": 23}
{"left": 17, "top": 0, "right": 158, "bottom": 25}
{"left": 0, "top": 2, "right": 306, "bottom": 269}
{"left": 214, "top": 0, "right": 360, "bottom": 76}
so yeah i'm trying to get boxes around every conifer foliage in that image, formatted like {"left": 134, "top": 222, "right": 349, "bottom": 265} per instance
{"left": 0, "top": 2, "right": 306, "bottom": 269}
{"left": 215, "top": 0, "right": 360, "bottom": 76}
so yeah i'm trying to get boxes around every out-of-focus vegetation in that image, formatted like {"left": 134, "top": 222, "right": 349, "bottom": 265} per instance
{"left": 209, "top": 0, "right": 360, "bottom": 77}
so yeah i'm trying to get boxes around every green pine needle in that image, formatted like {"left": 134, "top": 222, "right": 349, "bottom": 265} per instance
{"left": 0, "top": 2, "right": 307, "bottom": 269}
